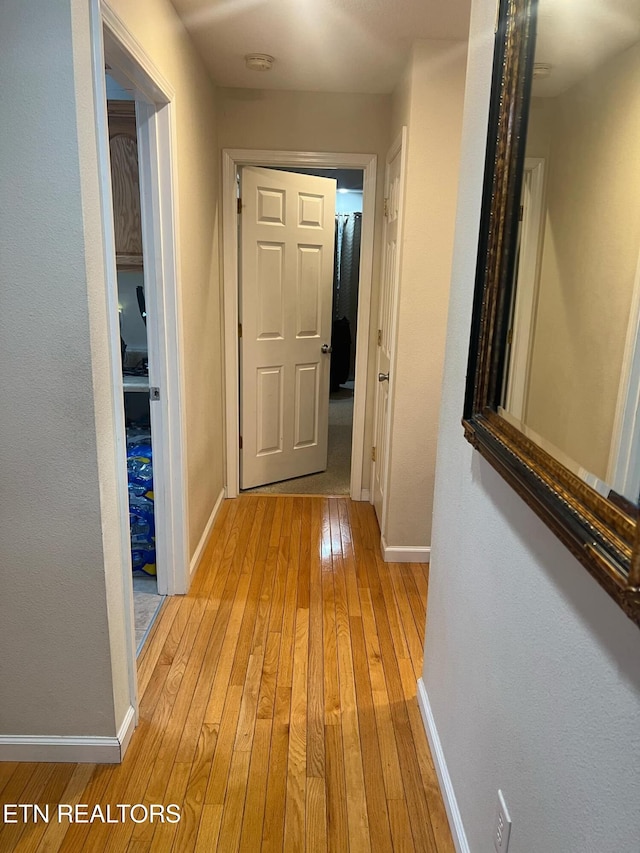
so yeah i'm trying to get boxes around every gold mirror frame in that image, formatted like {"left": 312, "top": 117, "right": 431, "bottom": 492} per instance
{"left": 462, "top": 0, "right": 640, "bottom": 627}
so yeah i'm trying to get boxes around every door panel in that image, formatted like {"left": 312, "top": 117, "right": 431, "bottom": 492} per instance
{"left": 256, "top": 367, "right": 284, "bottom": 455}
{"left": 296, "top": 245, "right": 323, "bottom": 336}
{"left": 373, "top": 133, "right": 406, "bottom": 529}
{"left": 294, "top": 364, "right": 320, "bottom": 448}
{"left": 256, "top": 242, "right": 285, "bottom": 338}
{"left": 240, "top": 166, "right": 336, "bottom": 489}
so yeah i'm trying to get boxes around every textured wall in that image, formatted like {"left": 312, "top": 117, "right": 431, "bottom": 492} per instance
{"left": 422, "top": 0, "right": 640, "bottom": 850}
{"left": 0, "top": 0, "right": 124, "bottom": 736}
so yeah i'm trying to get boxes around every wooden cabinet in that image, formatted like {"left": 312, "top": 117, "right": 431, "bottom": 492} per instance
{"left": 107, "top": 100, "right": 143, "bottom": 269}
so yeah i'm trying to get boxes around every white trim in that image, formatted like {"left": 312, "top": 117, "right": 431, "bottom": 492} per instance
{"left": 100, "top": 2, "right": 174, "bottom": 103}
{"left": 116, "top": 705, "right": 136, "bottom": 759}
{"left": 380, "top": 537, "right": 430, "bottom": 563}
{"left": 99, "top": 1, "right": 190, "bottom": 597}
{"left": 89, "top": 0, "right": 138, "bottom": 722}
{"left": 373, "top": 129, "right": 408, "bottom": 536}
{"left": 190, "top": 488, "right": 226, "bottom": 580}
{"left": 222, "top": 148, "right": 377, "bottom": 501}
{"left": 0, "top": 706, "right": 136, "bottom": 765}
{"left": 417, "top": 679, "right": 470, "bottom": 853}
{"left": 607, "top": 242, "right": 640, "bottom": 498}
{"left": 360, "top": 488, "right": 371, "bottom": 503}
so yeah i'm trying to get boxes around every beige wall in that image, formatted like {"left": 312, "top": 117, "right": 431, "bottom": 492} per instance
{"left": 385, "top": 39, "right": 467, "bottom": 548}
{"left": 524, "top": 44, "right": 640, "bottom": 478}
{"left": 109, "top": 0, "right": 225, "bottom": 555}
{"left": 525, "top": 96, "right": 553, "bottom": 160}
{"left": 218, "top": 88, "right": 392, "bottom": 491}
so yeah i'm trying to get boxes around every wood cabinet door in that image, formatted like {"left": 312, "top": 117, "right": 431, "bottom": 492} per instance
{"left": 107, "top": 100, "right": 143, "bottom": 268}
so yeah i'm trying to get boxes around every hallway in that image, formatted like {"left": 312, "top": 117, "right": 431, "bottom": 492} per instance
{"left": 0, "top": 496, "right": 453, "bottom": 852}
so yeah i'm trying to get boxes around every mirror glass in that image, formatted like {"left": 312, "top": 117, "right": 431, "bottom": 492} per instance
{"left": 501, "top": 0, "right": 640, "bottom": 507}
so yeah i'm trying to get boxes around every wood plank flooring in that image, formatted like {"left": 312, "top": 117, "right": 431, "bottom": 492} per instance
{"left": 0, "top": 496, "right": 454, "bottom": 852}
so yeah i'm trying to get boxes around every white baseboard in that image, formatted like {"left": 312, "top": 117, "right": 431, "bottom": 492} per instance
{"left": 0, "top": 705, "right": 136, "bottom": 764}
{"left": 359, "top": 488, "right": 371, "bottom": 502}
{"left": 117, "top": 704, "right": 136, "bottom": 760}
{"left": 189, "top": 488, "right": 225, "bottom": 581}
{"left": 417, "top": 678, "right": 470, "bottom": 853}
{"left": 381, "top": 536, "right": 431, "bottom": 563}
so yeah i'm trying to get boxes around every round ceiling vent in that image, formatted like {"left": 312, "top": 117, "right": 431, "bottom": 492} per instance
{"left": 245, "top": 54, "right": 275, "bottom": 72}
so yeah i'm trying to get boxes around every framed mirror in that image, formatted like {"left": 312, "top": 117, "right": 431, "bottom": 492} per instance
{"left": 463, "top": 0, "right": 640, "bottom": 626}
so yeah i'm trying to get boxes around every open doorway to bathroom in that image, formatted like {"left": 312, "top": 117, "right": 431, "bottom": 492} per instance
{"left": 106, "top": 73, "right": 164, "bottom": 653}
{"left": 242, "top": 166, "right": 363, "bottom": 496}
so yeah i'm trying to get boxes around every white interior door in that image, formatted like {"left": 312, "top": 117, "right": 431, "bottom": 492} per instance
{"left": 373, "top": 131, "right": 406, "bottom": 528}
{"left": 240, "top": 166, "right": 336, "bottom": 489}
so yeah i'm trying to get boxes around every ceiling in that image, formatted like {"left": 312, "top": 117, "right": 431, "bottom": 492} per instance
{"left": 533, "top": 0, "right": 640, "bottom": 97}
{"left": 169, "top": 0, "right": 471, "bottom": 94}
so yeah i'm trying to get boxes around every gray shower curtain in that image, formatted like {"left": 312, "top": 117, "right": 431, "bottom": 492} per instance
{"left": 333, "top": 212, "right": 362, "bottom": 378}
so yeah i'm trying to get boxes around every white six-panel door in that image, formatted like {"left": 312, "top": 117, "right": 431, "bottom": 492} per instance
{"left": 240, "top": 166, "right": 336, "bottom": 489}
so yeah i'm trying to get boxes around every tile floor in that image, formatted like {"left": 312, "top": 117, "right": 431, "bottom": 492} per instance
{"left": 132, "top": 573, "right": 164, "bottom": 654}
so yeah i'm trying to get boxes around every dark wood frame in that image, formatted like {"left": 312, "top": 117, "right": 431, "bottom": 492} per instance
{"left": 462, "top": 0, "right": 640, "bottom": 626}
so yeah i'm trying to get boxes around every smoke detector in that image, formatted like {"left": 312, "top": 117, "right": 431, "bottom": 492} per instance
{"left": 245, "top": 54, "right": 274, "bottom": 72}
{"left": 533, "top": 63, "right": 552, "bottom": 79}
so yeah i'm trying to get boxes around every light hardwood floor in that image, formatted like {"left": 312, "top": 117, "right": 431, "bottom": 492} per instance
{"left": 0, "top": 496, "right": 454, "bottom": 852}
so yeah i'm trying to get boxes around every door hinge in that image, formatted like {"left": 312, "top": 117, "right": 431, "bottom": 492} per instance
{"left": 239, "top": 435, "right": 243, "bottom": 450}
{"left": 377, "top": 329, "right": 382, "bottom": 347}
{"left": 238, "top": 322, "right": 242, "bottom": 338}
{"left": 237, "top": 197, "right": 242, "bottom": 214}
{"left": 384, "top": 198, "right": 389, "bottom": 217}
{"left": 149, "top": 386, "right": 160, "bottom": 401}
{"left": 507, "top": 328, "right": 513, "bottom": 345}
{"left": 519, "top": 204, "right": 524, "bottom": 222}
{"left": 371, "top": 446, "right": 376, "bottom": 462}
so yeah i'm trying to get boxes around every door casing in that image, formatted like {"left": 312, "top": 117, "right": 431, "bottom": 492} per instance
{"left": 222, "top": 149, "right": 377, "bottom": 499}
{"left": 372, "top": 129, "right": 407, "bottom": 541}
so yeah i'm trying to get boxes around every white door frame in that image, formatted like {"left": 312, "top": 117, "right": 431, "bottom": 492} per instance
{"left": 504, "top": 157, "right": 546, "bottom": 421}
{"left": 222, "top": 149, "right": 377, "bottom": 499}
{"left": 372, "top": 129, "right": 407, "bottom": 540}
{"left": 90, "top": 0, "right": 190, "bottom": 708}
{"left": 607, "top": 243, "right": 640, "bottom": 499}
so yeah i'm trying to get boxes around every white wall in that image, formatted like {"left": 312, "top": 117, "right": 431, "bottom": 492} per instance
{"left": 105, "top": 72, "right": 133, "bottom": 100}
{"left": 336, "top": 191, "right": 363, "bottom": 214}
{"left": 386, "top": 39, "right": 467, "bottom": 550}
{"left": 0, "top": 0, "right": 127, "bottom": 737}
{"left": 422, "top": 1, "right": 640, "bottom": 850}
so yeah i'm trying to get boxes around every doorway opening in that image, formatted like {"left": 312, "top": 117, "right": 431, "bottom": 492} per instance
{"left": 222, "top": 149, "right": 377, "bottom": 502}
{"left": 243, "top": 166, "right": 363, "bottom": 495}
{"left": 105, "top": 74, "right": 164, "bottom": 653}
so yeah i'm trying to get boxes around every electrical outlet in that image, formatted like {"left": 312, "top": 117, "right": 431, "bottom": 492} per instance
{"left": 494, "top": 790, "right": 512, "bottom": 853}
